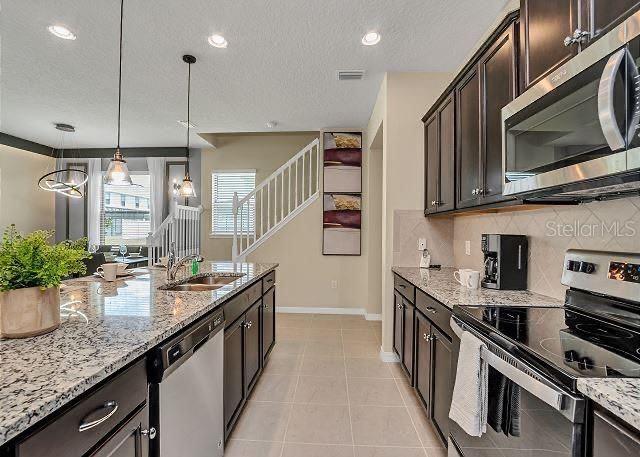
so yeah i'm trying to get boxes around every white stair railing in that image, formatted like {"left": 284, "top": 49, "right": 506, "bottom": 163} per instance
{"left": 147, "top": 204, "right": 203, "bottom": 265}
{"left": 232, "top": 138, "right": 320, "bottom": 261}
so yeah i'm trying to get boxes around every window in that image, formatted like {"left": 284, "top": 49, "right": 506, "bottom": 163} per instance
{"left": 211, "top": 170, "right": 256, "bottom": 236}
{"left": 101, "top": 174, "right": 151, "bottom": 246}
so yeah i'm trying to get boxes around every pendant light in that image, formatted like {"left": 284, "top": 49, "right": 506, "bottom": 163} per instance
{"left": 177, "top": 54, "right": 197, "bottom": 198}
{"left": 104, "top": 0, "right": 133, "bottom": 186}
{"left": 37, "top": 123, "right": 88, "bottom": 199}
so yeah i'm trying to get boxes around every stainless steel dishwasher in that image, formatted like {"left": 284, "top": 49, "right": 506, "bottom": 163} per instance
{"left": 148, "top": 309, "right": 225, "bottom": 457}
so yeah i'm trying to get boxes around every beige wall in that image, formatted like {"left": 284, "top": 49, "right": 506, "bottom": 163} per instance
{"left": 0, "top": 145, "right": 55, "bottom": 234}
{"left": 200, "top": 133, "right": 318, "bottom": 260}
{"left": 246, "top": 129, "right": 380, "bottom": 313}
{"left": 453, "top": 197, "right": 640, "bottom": 300}
{"left": 366, "top": 72, "right": 454, "bottom": 354}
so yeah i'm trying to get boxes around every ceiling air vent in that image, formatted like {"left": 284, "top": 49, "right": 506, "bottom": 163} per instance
{"left": 337, "top": 70, "right": 365, "bottom": 81}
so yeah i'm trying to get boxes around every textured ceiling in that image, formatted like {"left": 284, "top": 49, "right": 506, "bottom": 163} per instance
{"left": 1, "top": 0, "right": 508, "bottom": 148}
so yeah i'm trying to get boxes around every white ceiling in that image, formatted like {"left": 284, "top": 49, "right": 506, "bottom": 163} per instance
{"left": 1, "top": 0, "right": 508, "bottom": 148}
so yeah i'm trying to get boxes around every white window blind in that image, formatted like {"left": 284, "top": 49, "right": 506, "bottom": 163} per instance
{"left": 100, "top": 174, "right": 151, "bottom": 246}
{"left": 211, "top": 171, "right": 256, "bottom": 235}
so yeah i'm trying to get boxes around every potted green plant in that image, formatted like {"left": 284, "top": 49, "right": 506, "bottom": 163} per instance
{"left": 0, "top": 225, "right": 90, "bottom": 338}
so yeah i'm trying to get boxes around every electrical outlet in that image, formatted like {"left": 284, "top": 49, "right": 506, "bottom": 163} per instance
{"left": 331, "top": 280, "right": 338, "bottom": 289}
{"left": 417, "top": 238, "right": 427, "bottom": 251}
{"left": 465, "top": 240, "right": 471, "bottom": 256}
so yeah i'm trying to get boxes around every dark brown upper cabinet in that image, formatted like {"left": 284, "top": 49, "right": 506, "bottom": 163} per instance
{"left": 480, "top": 22, "right": 517, "bottom": 204}
{"left": 520, "top": 0, "right": 640, "bottom": 91}
{"left": 456, "top": 22, "right": 517, "bottom": 209}
{"left": 424, "top": 94, "right": 455, "bottom": 215}
{"left": 519, "top": 0, "right": 580, "bottom": 91}
{"left": 590, "top": 0, "right": 640, "bottom": 39}
{"left": 455, "top": 69, "right": 481, "bottom": 209}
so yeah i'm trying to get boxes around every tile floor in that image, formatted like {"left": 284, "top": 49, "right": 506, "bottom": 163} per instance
{"left": 227, "top": 313, "right": 447, "bottom": 457}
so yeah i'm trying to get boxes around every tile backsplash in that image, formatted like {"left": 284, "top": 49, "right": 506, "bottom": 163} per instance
{"left": 453, "top": 197, "right": 640, "bottom": 300}
{"left": 393, "top": 210, "right": 454, "bottom": 267}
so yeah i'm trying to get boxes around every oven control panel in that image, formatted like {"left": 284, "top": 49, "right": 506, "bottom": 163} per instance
{"left": 562, "top": 250, "right": 640, "bottom": 303}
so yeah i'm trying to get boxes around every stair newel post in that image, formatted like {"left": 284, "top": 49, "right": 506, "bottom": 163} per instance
{"left": 232, "top": 192, "right": 239, "bottom": 262}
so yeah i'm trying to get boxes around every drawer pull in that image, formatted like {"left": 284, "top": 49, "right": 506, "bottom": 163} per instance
{"left": 244, "top": 321, "right": 253, "bottom": 329}
{"left": 78, "top": 401, "right": 118, "bottom": 432}
{"left": 398, "top": 284, "right": 406, "bottom": 288}
{"left": 425, "top": 306, "right": 437, "bottom": 314}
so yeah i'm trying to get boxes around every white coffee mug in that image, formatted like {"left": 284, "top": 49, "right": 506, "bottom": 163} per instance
{"left": 116, "top": 262, "right": 128, "bottom": 275}
{"left": 466, "top": 270, "right": 481, "bottom": 289}
{"left": 97, "top": 263, "right": 119, "bottom": 282}
{"left": 454, "top": 269, "right": 473, "bottom": 286}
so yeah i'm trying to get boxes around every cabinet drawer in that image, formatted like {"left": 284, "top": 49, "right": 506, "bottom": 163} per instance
{"left": 416, "top": 289, "right": 452, "bottom": 338}
{"left": 263, "top": 271, "right": 276, "bottom": 292}
{"left": 223, "top": 281, "right": 262, "bottom": 328}
{"left": 17, "top": 358, "right": 147, "bottom": 457}
{"left": 394, "top": 274, "right": 415, "bottom": 303}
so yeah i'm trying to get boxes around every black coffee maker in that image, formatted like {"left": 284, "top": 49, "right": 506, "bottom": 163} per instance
{"left": 481, "top": 234, "right": 528, "bottom": 290}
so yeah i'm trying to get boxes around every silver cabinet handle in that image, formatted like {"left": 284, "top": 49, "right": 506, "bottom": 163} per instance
{"left": 478, "top": 188, "right": 484, "bottom": 195}
{"left": 423, "top": 333, "right": 431, "bottom": 341}
{"left": 563, "top": 28, "right": 589, "bottom": 46}
{"left": 472, "top": 189, "right": 477, "bottom": 196}
{"left": 245, "top": 321, "right": 253, "bottom": 329}
{"left": 78, "top": 401, "right": 118, "bottom": 432}
{"left": 598, "top": 48, "right": 627, "bottom": 151}
{"left": 141, "top": 427, "right": 157, "bottom": 439}
{"left": 425, "top": 306, "right": 437, "bottom": 315}
{"left": 431, "top": 200, "right": 437, "bottom": 206}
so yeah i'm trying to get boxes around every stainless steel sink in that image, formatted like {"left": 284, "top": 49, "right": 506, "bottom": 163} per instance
{"left": 160, "top": 273, "right": 245, "bottom": 292}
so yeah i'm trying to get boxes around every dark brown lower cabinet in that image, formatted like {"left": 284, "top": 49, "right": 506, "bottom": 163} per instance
{"left": 223, "top": 275, "right": 277, "bottom": 440}
{"left": 414, "top": 311, "right": 432, "bottom": 412}
{"left": 402, "top": 299, "right": 415, "bottom": 380}
{"left": 431, "top": 326, "right": 453, "bottom": 442}
{"left": 88, "top": 406, "right": 148, "bottom": 457}
{"left": 393, "top": 292, "right": 403, "bottom": 359}
{"left": 244, "top": 301, "right": 262, "bottom": 392}
{"left": 262, "top": 286, "right": 276, "bottom": 362}
{"left": 224, "top": 319, "right": 245, "bottom": 435}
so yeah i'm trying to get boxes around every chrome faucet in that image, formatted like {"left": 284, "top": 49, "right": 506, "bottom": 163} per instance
{"left": 166, "top": 242, "right": 204, "bottom": 281}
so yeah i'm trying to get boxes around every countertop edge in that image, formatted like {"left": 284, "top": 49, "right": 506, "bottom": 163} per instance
{"left": 392, "top": 266, "right": 564, "bottom": 309}
{"left": 577, "top": 378, "right": 640, "bottom": 432}
{"left": 0, "top": 263, "right": 278, "bottom": 447}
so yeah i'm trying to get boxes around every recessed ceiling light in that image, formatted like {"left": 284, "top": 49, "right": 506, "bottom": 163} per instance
{"left": 361, "top": 31, "right": 381, "bottom": 46}
{"left": 208, "top": 34, "right": 228, "bottom": 48}
{"left": 47, "top": 25, "right": 76, "bottom": 40}
{"left": 178, "top": 120, "right": 197, "bottom": 129}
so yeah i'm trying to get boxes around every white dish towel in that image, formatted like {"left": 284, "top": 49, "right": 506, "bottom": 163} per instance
{"left": 449, "top": 318, "right": 488, "bottom": 437}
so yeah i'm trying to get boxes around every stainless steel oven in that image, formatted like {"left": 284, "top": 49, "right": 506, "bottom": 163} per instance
{"left": 502, "top": 11, "right": 640, "bottom": 199}
{"left": 449, "top": 317, "right": 586, "bottom": 457}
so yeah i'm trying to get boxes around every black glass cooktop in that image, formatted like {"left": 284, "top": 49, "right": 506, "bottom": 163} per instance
{"left": 453, "top": 290, "right": 640, "bottom": 392}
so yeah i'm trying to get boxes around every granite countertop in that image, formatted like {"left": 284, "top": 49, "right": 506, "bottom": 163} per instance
{"left": 391, "top": 266, "right": 564, "bottom": 309}
{"left": 578, "top": 378, "right": 640, "bottom": 431}
{"left": 0, "top": 261, "right": 277, "bottom": 446}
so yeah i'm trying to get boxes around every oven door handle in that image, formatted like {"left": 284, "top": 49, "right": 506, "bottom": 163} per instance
{"left": 451, "top": 317, "right": 584, "bottom": 423}
{"left": 598, "top": 48, "right": 627, "bottom": 151}
{"left": 481, "top": 348, "right": 564, "bottom": 411}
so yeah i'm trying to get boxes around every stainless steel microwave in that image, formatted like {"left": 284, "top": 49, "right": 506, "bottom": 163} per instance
{"left": 502, "top": 11, "right": 640, "bottom": 200}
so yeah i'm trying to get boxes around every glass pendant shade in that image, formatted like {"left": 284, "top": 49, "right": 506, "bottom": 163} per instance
{"left": 104, "top": 149, "right": 133, "bottom": 186}
{"left": 178, "top": 172, "right": 196, "bottom": 198}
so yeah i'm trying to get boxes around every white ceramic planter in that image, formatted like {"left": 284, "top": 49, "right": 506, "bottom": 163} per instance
{"left": 0, "top": 286, "right": 61, "bottom": 338}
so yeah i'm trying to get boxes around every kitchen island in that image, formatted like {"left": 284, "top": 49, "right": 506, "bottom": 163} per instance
{"left": 0, "top": 261, "right": 277, "bottom": 452}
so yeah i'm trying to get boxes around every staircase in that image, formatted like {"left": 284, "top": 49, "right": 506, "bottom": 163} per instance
{"left": 147, "top": 204, "right": 203, "bottom": 265}
{"left": 232, "top": 138, "right": 320, "bottom": 261}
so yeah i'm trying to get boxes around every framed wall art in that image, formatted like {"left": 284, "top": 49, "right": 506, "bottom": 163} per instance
{"left": 322, "top": 131, "right": 362, "bottom": 255}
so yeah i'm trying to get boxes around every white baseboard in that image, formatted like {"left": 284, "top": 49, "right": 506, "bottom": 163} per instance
{"left": 276, "top": 306, "right": 366, "bottom": 315}
{"left": 365, "top": 313, "right": 382, "bottom": 321}
{"left": 379, "top": 348, "right": 400, "bottom": 363}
